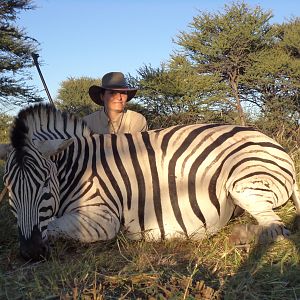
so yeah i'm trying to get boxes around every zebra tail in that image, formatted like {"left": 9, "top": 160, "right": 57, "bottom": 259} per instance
{"left": 292, "top": 182, "right": 300, "bottom": 230}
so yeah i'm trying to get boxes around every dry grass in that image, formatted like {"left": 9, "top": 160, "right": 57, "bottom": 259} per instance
{"left": 0, "top": 197, "right": 299, "bottom": 299}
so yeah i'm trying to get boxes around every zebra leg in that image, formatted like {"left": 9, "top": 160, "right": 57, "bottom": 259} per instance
{"left": 47, "top": 209, "right": 120, "bottom": 243}
{"left": 228, "top": 181, "right": 290, "bottom": 245}
{"left": 228, "top": 223, "right": 289, "bottom": 245}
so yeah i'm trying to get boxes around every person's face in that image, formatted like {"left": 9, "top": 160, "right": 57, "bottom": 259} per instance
{"left": 101, "top": 89, "right": 128, "bottom": 113}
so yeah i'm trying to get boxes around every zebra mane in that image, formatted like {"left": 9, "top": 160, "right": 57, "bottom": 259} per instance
{"left": 10, "top": 103, "right": 92, "bottom": 159}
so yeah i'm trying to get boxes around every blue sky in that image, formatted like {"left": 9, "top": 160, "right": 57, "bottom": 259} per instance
{"left": 18, "top": 0, "right": 299, "bottom": 103}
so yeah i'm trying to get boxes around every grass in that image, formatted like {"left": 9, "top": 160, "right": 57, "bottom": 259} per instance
{"left": 0, "top": 198, "right": 300, "bottom": 299}
{"left": 0, "top": 156, "right": 299, "bottom": 299}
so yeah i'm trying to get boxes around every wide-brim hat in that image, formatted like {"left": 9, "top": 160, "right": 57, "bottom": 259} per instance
{"left": 89, "top": 72, "right": 138, "bottom": 106}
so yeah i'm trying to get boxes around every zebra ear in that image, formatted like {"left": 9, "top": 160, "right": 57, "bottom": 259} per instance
{"left": 34, "top": 138, "right": 74, "bottom": 157}
{"left": 0, "top": 144, "right": 12, "bottom": 160}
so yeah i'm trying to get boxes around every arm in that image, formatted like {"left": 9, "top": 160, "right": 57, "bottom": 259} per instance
{"left": 131, "top": 114, "right": 148, "bottom": 132}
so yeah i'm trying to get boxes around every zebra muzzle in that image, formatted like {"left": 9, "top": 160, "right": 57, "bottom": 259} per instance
{"left": 19, "top": 225, "right": 50, "bottom": 261}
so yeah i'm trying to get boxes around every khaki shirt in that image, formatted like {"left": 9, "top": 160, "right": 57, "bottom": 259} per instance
{"left": 83, "top": 107, "right": 148, "bottom": 134}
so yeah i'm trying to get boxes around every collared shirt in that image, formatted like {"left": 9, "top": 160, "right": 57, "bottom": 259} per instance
{"left": 83, "top": 107, "right": 148, "bottom": 134}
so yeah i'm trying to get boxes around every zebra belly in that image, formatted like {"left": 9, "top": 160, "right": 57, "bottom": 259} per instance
{"left": 122, "top": 195, "right": 235, "bottom": 241}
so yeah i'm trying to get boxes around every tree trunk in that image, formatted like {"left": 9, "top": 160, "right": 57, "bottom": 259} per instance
{"left": 229, "top": 72, "right": 246, "bottom": 126}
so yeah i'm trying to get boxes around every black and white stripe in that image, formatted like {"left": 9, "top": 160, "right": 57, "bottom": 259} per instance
{"left": 3, "top": 104, "right": 300, "bottom": 258}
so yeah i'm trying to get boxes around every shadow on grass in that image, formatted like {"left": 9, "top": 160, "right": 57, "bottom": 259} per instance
{"left": 221, "top": 216, "right": 300, "bottom": 300}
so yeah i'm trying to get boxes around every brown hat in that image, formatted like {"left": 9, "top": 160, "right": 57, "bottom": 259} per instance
{"left": 88, "top": 72, "right": 138, "bottom": 105}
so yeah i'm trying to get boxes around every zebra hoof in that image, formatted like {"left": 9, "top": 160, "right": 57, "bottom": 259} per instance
{"left": 229, "top": 224, "right": 260, "bottom": 245}
{"left": 229, "top": 223, "right": 290, "bottom": 246}
{"left": 257, "top": 224, "right": 290, "bottom": 244}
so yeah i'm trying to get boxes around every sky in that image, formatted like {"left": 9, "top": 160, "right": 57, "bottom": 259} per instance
{"left": 17, "top": 0, "right": 300, "bottom": 105}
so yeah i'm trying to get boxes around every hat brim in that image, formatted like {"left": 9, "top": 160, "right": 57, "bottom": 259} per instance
{"left": 88, "top": 86, "right": 137, "bottom": 106}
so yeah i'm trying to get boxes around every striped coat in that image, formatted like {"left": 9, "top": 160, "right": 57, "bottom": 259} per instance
{"left": 1, "top": 104, "right": 299, "bottom": 260}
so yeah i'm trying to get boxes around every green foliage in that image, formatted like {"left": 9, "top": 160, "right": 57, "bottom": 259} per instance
{"left": 175, "top": 1, "right": 276, "bottom": 125}
{"left": 280, "top": 17, "right": 300, "bottom": 59}
{"left": 132, "top": 61, "right": 237, "bottom": 129}
{"left": 131, "top": 2, "right": 300, "bottom": 129}
{"left": 0, "top": 0, "right": 43, "bottom": 110}
{"left": 55, "top": 76, "right": 100, "bottom": 117}
{"left": 177, "top": 2, "right": 273, "bottom": 70}
{"left": 242, "top": 18, "right": 300, "bottom": 122}
{"left": 0, "top": 113, "right": 13, "bottom": 143}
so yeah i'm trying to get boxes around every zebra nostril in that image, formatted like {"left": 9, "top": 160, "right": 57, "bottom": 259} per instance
{"left": 19, "top": 226, "right": 50, "bottom": 261}
{"left": 20, "top": 248, "right": 32, "bottom": 262}
{"left": 20, "top": 244, "right": 48, "bottom": 261}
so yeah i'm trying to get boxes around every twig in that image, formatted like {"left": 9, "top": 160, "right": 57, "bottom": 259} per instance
{"left": 116, "top": 238, "right": 133, "bottom": 263}
{"left": 183, "top": 263, "right": 198, "bottom": 299}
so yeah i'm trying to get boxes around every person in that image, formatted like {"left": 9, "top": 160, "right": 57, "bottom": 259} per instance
{"left": 83, "top": 72, "right": 148, "bottom": 134}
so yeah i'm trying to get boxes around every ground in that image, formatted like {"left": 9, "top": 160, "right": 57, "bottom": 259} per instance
{"left": 0, "top": 199, "right": 299, "bottom": 299}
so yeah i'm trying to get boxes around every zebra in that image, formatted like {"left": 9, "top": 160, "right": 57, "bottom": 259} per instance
{"left": 0, "top": 104, "right": 299, "bottom": 260}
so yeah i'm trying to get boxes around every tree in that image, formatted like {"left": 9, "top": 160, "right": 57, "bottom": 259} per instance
{"left": 280, "top": 18, "right": 300, "bottom": 122}
{"left": 131, "top": 2, "right": 299, "bottom": 130}
{"left": 175, "top": 1, "right": 274, "bottom": 125}
{"left": 0, "top": 113, "right": 13, "bottom": 143}
{"left": 132, "top": 59, "right": 234, "bottom": 129}
{"left": 55, "top": 77, "right": 100, "bottom": 117}
{"left": 242, "top": 17, "right": 300, "bottom": 126}
{"left": 0, "top": 0, "right": 43, "bottom": 111}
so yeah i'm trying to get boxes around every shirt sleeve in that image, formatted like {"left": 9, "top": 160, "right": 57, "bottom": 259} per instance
{"left": 129, "top": 112, "right": 148, "bottom": 132}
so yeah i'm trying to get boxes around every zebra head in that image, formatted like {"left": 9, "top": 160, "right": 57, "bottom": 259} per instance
{"left": 0, "top": 115, "right": 73, "bottom": 261}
